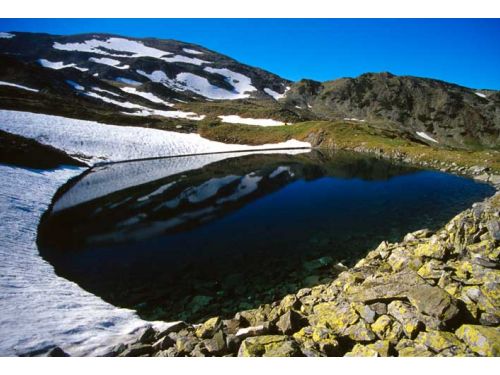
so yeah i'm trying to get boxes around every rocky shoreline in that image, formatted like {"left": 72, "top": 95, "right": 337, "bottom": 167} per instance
{"left": 90, "top": 172, "right": 499, "bottom": 357}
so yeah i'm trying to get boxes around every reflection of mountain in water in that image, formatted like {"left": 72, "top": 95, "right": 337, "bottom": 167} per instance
{"left": 39, "top": 150, "right": 417, "bottom": 249}
{"left": 36, "top": 150, "right": 494, "bottom": 323}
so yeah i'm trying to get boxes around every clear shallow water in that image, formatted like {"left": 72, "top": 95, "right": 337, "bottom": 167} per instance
{"left": 37, "top": 150, "right": 495, "bottom": 323}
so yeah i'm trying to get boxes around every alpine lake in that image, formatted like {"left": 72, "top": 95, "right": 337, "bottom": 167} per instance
{"left": 37, "top": 150, "right": 496, "bottom": 323}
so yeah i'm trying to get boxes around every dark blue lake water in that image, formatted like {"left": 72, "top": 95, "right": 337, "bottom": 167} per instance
{"left": 37, "top": 150, "right": 495, "bottom": 322}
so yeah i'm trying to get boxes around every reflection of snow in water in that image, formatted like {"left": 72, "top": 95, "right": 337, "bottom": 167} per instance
{"left": 0, "top": 152, "right": 310, "bottom": 356}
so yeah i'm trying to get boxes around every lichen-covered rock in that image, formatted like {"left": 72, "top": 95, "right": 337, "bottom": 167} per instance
{"left": 414, "top": 238, "right": 447, "bottom": 259}
{"left": 387, "top": 248, "right": 423, "bottom": 272}
{"left": 235, "top": 306, "right": 269, "bottom": 327}
{"left": 371, "top": 315, "right": 404, "bottom": 344}
{"left": 352, "top": 303, "right": 376, "bottom": 323}
{"left": 237, "top": 335, "right": 301, "bottom": 357}
{"left": 195, "top": 316, "right": 222, "bottom": 339}
{"left": 387, "top": 301, "right": 422, "bottom": 339}
{"left": 309, "top": 301, "right": 358, "bottom": 334}
{"left": 344, "top": 343, "right": 378, "bottom": 357}
{"left": 345, "top": 340, "right": 392, "bottom": 357}
{"left": 276, "top": 309, "right": 305, "bottom": 335}
{"left": 398, "top": 344, "right": 434, "bottom": 357}
{"left": 415, "top": 330, "right": 465, "bottom": 353}
{"left": 293, "top": 325, "right": 340, "bottom": 355}
{"left": 417, "top": 260, "right": 445, "bottom": 280}
{"left": 203, "top": 330, "right": 227, "bottom": 355}
{"left": 346, "top": 320, "right": 376, "bottom": 342}
{"left": 175, "top": 335, "right": 199, "bottom": 355}
{"left": 455, "top": 325, "right": 500, "bottom": 356}
{"left": 409, "top": 287, "right": 459, "bottom": 323}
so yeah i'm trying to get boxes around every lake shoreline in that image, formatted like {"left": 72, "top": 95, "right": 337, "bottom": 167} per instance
{"left": 104, "top": 187, "right": 499, "bottom": 357}
{"left": 96, "top": 150, "right": 500, "bottom": 357}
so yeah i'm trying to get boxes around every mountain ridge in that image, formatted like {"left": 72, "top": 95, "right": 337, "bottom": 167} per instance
{"left": 0, "top": 31, "right": 498, "bottom": 150}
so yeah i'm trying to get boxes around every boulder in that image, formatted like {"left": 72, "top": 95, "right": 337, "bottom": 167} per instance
{"left": 414, "top": 330, "right": 465, "bottom": 353}
{"left": 387, "top": 301, "right": 423, "bottom": 339}
{"left": 118, "top": 343, "right": 153, "bottom": 357}
{"left": 47, "top": 347, "right": 70, "bottom": 357}
{"left": 455, "top": 325, "right": 500, "bottom": 356}
{"left": 156, "top": 321, "right": 189, "bottom": 339}
{"left": 345, "top": 340, "right": 391, "bottom": 357}
{"left": 203, "top": 330, "right": 227, "bottom": 355}
{"left": 195, "top": 316, "right": 223, "bottom": 339}
{"left": 414, "top": 239, "right": 447, "bottom": 260}
{"left": 152, "top": 335, "right": 175, "bottom": 352}
{"left": 346, "top": 320, "right": 376, "bottom": 342}
{"left": 309, "top": 301, "right": 358, "bottom": 335}
{"left": 276, "top": 310, "right": 306, "bottom": 335}
{"left": 237, "top": 335, "right": 301, "bottom": 357}
{"left": 347, "top": 269, "right": 459, "bottom": 324}
{"left": 138, "top": 326, "right": 156, "bottom": 344}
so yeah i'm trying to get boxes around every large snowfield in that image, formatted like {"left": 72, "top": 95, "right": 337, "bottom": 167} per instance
{"left": 0, "top": 110, "right": 309, "bottom": 164}
{"left": 0, "top": 164, "right": 173, "bottom": 356}
{"left": 0, "top": 109, "right": 310, "bottom": 356}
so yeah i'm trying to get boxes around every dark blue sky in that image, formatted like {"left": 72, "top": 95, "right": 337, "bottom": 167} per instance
{"left": 1, "top": 19, "right": 499, "bottom": 89}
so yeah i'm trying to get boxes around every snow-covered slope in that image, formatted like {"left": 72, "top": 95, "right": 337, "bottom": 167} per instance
{"left": 0, "top": 110, "right": 310, "bottom": 164}
{"left": 0, "top": 164, "right": 176, "bottom": 356}
{"left": 0, "top": 32, "right": 291, "bottom": 103}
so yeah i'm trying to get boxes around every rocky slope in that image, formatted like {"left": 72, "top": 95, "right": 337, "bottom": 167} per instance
{"left": 1, "top": 32, "right": 499, "bottom": 150}
{"left": 0, "top": 32, "right": 290, "bottom": 125}
{"left": 101, "top": 190, "right": 499, "bottom": 357}
{"left": 283, "top": 73, "right": 500, "bottom": 149}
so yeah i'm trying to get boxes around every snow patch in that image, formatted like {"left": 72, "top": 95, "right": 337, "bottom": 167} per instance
{"left": 264, "top": 87, "right": 287, "bottom": 100}
{"left": 53, "top": 37, "right": 172, "bottom": 59}
{"left": 218, "top": 115, "right": 285, "bottom": 126}
{"left": 0, "top": 32, "right": 15, "bottom": 39}
{"left": 124, "top": 108, "right": 205, "bottom": 121}
{"left": 343, "top": 117, "right": 366, "bottom": 122}
{"left": 163, "top": 55, "right": 210, "bottom": 66}
{"left": 120, "top": 87, "right": 174, "bottom": 107}
{"left": 92, "top": 87, "right": 122, "bottom": 97}
{"left": 85, "top": 91, "right": 202, "bottom": 119}
{"left": 137, "top": 69, "right": 256, "bottom": 100}
{"left": 204, "top": 67, "right": 257, "bottom": 98}
{"left": 183, "top": 48, "right": 204, "bottom": 55}
{"left": 89, "top": 57, "right": 129, "bottom": 70}
{"left": 475, "top": 92, "right": 487, "bottom": 99}
{"left": 0, "top": 81, "right": 39, "bottom": 93}
{"left": 38, "top": 59, "right": 88, "bottom": 72}
{"left": 0, "top": 110, "right": 310, "bottom": 165}
{"left": 66, "top": 80, "right": 84, "bottom": 91}
{"left": 85, "top": 91, "right": 145, "bottom": 109}
{"left": 416, "top": 131, "right": 439, "bottom": 143}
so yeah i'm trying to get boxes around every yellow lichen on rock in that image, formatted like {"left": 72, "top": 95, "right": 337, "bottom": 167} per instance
{"left": 455, "top": 325, "right": 500, "bottom": 356}
{"left": 238, "top": 335, "right": 300, "bottom": 357}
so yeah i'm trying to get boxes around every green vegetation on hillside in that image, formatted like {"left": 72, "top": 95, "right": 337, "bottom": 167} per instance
{"left": 199, "top": 120, "right": 500, "bottom": 173}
